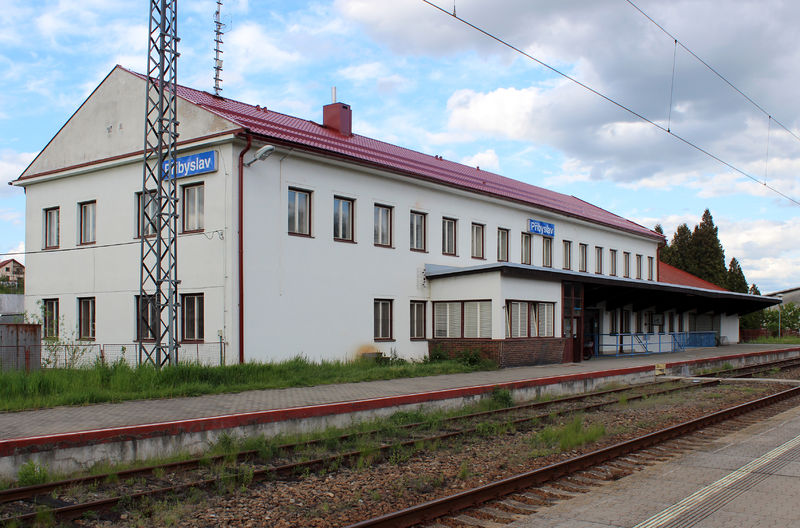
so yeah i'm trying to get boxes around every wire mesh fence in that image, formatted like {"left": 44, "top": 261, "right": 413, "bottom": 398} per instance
{"left": 26, "top": 340, "right": 229, "bottom": 369}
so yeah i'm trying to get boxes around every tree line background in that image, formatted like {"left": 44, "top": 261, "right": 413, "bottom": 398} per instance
{"left": 655, "top": 209, "right": 792, "bottom": 333}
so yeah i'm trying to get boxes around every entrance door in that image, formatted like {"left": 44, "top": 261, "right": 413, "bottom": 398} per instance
{"left": 562, "top": 282, "right": 584, "bottom": 362}
{"left": 583, "top": 309, "right": 599, "bottom": 360}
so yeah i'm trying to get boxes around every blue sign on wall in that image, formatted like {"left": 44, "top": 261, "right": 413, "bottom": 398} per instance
{"left": 162, "top": 151, "right": 217, "bottom": 180}
{"left": 528, "top": 219, "right": 555, "bottom": 238}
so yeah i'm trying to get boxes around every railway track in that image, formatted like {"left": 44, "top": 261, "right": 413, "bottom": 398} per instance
{"left": 0, "top": 379, "right": 713, "bottom": 526}
{"left": 344, "top": 385, "right": 800, "bottom": 528}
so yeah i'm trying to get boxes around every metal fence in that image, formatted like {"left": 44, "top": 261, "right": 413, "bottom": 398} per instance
{"left": 594, "top": 331, "right": 717, "bottom": 357}
{"left": 33, "top": 340, "right": 228, "bottom": 369}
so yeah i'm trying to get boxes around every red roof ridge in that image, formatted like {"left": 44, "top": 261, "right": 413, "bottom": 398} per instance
{"left": 658, "top": 261, "right": 727, "bottom": 291}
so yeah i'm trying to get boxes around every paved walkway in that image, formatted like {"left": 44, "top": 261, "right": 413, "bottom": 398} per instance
{"left": 0, "top": 344, "right": 796, "bottom": 441}
{"left": 510, "top": 382, "right": 800, "bottom": 527}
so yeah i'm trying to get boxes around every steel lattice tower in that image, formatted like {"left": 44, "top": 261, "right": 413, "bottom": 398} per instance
{"left": 140, "top": 0, "right": 179, "bottom": 367}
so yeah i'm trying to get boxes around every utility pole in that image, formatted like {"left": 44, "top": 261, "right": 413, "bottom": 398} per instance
{"left": 140, "top": 0, "right": 180, "bottom": 367}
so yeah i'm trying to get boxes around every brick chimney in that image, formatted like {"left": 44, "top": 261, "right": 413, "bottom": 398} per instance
{"left": 323, "top": 102, "right": 352, "bottom": 137}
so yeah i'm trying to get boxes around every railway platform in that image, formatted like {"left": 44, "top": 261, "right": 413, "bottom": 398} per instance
{"left": 1, "top": 343, "right": 798, "bottom": 478}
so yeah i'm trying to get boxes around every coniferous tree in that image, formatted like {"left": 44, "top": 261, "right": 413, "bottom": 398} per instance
{"left": 749, "top": 284, "right": 761, "bottom": 295}
{"left": 688, "top": 209, "right": 727, "bottom": 287}
{"left": 654, "top": 224, "right": 664, "bottom": 235}
{"left": 725, "top": 258, "right": 749, "bottom": 293}
{"left": 660, "top": 223, "right": 692, "bottom": 270}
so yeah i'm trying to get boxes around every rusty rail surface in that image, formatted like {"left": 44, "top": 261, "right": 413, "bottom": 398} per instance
{"left": 344, "top": 385, "right": 800, "bottom": 528}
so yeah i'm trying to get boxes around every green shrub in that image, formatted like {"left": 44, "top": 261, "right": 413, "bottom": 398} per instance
{"left": 17, "top": 460, "right": 49, "bottom": 486}
{"left": 426, "top": 346, "right": 449, "bottom": 363}
{"left": 456, "top": 349, "right": 482, "bottom": 366}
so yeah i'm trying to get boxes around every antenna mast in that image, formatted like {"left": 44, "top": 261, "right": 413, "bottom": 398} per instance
{"left": 213, "top": 0, "right": 224, "bottom": 96}
{"left": 140, "top": 0, "right": 180, "bottom": 367}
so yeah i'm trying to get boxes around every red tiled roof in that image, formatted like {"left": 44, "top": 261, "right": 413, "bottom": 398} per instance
{"left": 131, "top": 67, "right": 662, "bottom": 239}
{"left": 658, "top": 262, "right": 727, "bottom": 291}
{"left": 0, "top": 259, "right": 22, "bottom": 269}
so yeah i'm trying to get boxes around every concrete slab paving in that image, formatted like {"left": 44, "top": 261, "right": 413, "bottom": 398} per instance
{"left": 0, "top": 344, "right": 796, "bottom": 441}
{"left": 509, "top": 399, "right": 800, "bottom": 528}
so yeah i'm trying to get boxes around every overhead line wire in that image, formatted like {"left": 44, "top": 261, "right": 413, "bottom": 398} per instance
{"left": 624, "top": 0, "right": 800, "bottom": 145}
{"left": 420, "top": 0, "right": 800, "bottom": 207}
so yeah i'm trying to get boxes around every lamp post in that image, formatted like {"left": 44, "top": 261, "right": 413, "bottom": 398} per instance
{"left": 776, "top": 294, "right": 784, "bottom": 338}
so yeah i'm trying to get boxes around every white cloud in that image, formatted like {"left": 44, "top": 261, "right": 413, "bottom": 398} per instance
{"left": 224, "top": 22, "right": 302, "bottom": 84}
{"left": 461, "top": 149, "right": 500, "bottom": 171}
{"left": 0, "top": 150, "right": 37, "bottom": 191}
{"left": 0, "top": 242, "right": 25, "bottom": 265}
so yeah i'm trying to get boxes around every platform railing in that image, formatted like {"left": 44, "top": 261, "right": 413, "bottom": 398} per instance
{"left": 594, "top": 331, "right": 717, "bottom": 357}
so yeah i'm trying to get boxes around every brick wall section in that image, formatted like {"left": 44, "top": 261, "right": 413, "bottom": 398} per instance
{"left": 428, "top": 338, "right": 567, "bottom": 367}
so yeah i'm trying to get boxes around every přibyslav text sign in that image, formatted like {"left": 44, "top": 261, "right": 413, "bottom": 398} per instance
{"left": 528, "top": 219, "right": 555, "bottom": 237}
{"left": 162, "top": 151, "right": 217, "bottom": 179}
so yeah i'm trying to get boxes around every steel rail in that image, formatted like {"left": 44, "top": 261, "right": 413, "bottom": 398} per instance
{"left": 696, "top": 357, "right": 800, "bottom": 379}
{"left": 0, "top": 380, "right": 678, "bottom": 505}
{"left": 344, "top": 385, "right": 800, "bottom": 528}
{"left": 1, "top": 380, "right": 717, "bottom": 524}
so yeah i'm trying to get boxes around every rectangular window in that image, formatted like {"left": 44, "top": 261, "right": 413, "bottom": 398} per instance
{"left": 442, "top": 218, "right": 457, "bottom": 255}
{"left": 374, "top": 204, "right": 392, "bottom": 247}
{"left": 595, "top": 246, "right": 603, "bottom": 274}
{"left": 43, "top": 298, "right": 59, "bottom": 338}
{"left": 537, "top": 303, "right": 555, "bottom": 337}
{"left": 79, "top": 201, "right": 96, "bottom": 245}
{"left": 135, "top": 295, "right": 158, "bottom": 341}
{"left": 137, "top": 191, "right": 158, "bottom": 238}
{"left": 288, "top": 188, "right": 311, "bottom": 235}
{"left": 622, "top": 309, "right": 631, "bottom": 333}
{"left": 636, "top": 254, "right": 643, "bottom": 279}
{"left": 506, "top": 301, "right": 554, "bottom": 338}
{"left": 182, "top": 293, "right": 204, "bottom": 341}
{"left": 374, "top": 299, "right": 393, "bottom": 340}
{"left": 610, "top": 249, "right": 618, "bottom": 276}
{"left": 78, "top": 297, "right": 95, "bottom": 340}
{"left": 609, "top": 309, "right": 618, "bottom": 334}
{"left": 471, "top": 223, "right": 485, "bottom": 259}
{"left": 543, "top": 237, "right": 552, "bottom": 267}
{"left": 44, "top": 207, "right": 59, "bottom": 249}
{"left": 648, "top": 256, "right": 654, "bottom": 281}
{"left": 668, "top": 312, "right": 675, "bottom": 333}
{"left": 497, "top": 228, "right": 509, "bottom": 262}
{"left": 333, "top": 196, "right": 354, "bottom": 241}
{"left": 410, "top": 301, "right": 426, "bottom": 340}
{"left": 623, "top": 252, "right": 631, "bottom": 278}
{"left": 635, "top": 311, "right": 643, "bottom": 333}
{"left": 521, "top": 233, "right": 531, "bottom": 265}
{"left": 506, "top": 301, "right": 529, "bottom": 338}
{"left": 410, "top": 211, "right": 426, "bottom": 251}
{"left": 678, "top": 313, "right": 684, "bottom": 332}
{"left": 563, "top": 240, "right": 572, "bottom": 269}
{"left": 579, "top": 243, "right": 588, "bottom": 272}
{"left": 433, "top": 300, "right": 491, "bottom": 338}
{"left": 182, "top": 183, "right": 204, "bottom": 233}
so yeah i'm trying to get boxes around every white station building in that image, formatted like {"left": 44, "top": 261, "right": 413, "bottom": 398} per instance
{"left": 12, "top": 66, "right": 776, "bottom": 366}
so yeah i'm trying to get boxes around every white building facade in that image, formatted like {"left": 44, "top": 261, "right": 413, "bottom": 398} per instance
{"left": 13, "top": 67, "right": 775, "bottom": 366}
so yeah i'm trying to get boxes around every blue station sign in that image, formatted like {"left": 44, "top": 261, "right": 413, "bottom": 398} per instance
{"left": 528, "top": 219, "right": 555, "bottom": 238}
{"left": 162, "top": 151, "right": 217, "bottom": 180}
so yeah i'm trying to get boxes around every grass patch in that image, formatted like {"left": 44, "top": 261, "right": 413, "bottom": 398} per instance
{"left": 0, "top": 355, "right": 497, "bottom": 411}
{"left": 746, "top": 336, "right": 800, "bottom": 345}
{"left": 530, "top": 415, "right": 606, "bottom": 456}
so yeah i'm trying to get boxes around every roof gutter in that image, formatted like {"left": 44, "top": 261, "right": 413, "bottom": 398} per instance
{"left": 237, "top": 133, "right": 252, "bottom": 364}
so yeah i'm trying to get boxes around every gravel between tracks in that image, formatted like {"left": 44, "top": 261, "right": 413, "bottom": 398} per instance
{"left": 74, "top": 382, "right": 794, "bottom": 527}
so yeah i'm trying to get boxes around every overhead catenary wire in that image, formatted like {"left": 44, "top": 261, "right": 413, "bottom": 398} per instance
{"left": 420, "top": 0, "right": 800, "bottom": 208}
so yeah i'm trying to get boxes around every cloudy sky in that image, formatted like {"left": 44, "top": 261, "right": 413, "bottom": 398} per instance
{"left": 1, "top": 0, "right": 798, "bottom": 293}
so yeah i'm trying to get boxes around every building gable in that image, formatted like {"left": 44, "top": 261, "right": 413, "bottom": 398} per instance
{"left": 19, "top": 66, "right": 241, "bottom": 180}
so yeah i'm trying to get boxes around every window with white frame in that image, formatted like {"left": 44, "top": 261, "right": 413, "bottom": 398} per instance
{"left": 374, "top": 299, "right": 392, "bottom": 340}
{"left": 610, "top": 249, "right": 618, "bottom": 276}
{"left": 136, "top": 191, "right": 158, "bottom": 238}
{"left": 433, "top": 300, "right": 491, "bottom": 338}
{"left": 579, "top": 243, "right": 587, "bottom": 272}
{"left": 43, "top": 298, "right": 59, "bottom": 338}
{"left": 595, "top": 246, "right": 603, "bottom": 274}
{"left": 410, "top": 211, "right": 426, "bottom": 251}
{"left": 78, "top": 297, "right": 95, "bottom": 340}
{"left": 44, "top": 207, "right": 59, "bottom": 249}
{"left": 288, "top": 188, "right": 311, "bottom": 235}
{"left": 442, "top": 218, "right": 457, "bottom": 255}
{"left": 471, "top": 223, "right": 484, "bottom": 259}
{"left": 333, "top": 196, "right": 354, "bottom": 241}
{"left": 563, "top": 240, "right": 572, "bottom": 269}
{"left": 79, "top": 201, "right": 96, "bottom": 245}
{"left": 182, "top": 183, "right": 204, "bottom": 232}
{"left": 374, "top": 204, "right": 392, "bottom": 247}
{"left": 543, "top": 237, "right": 552, "bottom": 267}
{"left": 521, "top": 233, "right": 531, "bottom": 265}
{"left": 182, "top": 293, "right": 204, "bottom": 341}
{"left": 497, "top": 228, "right": 509, "bottom": 262}
{"left": 410, "top": 301, "right": 426, "bottom": 339}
